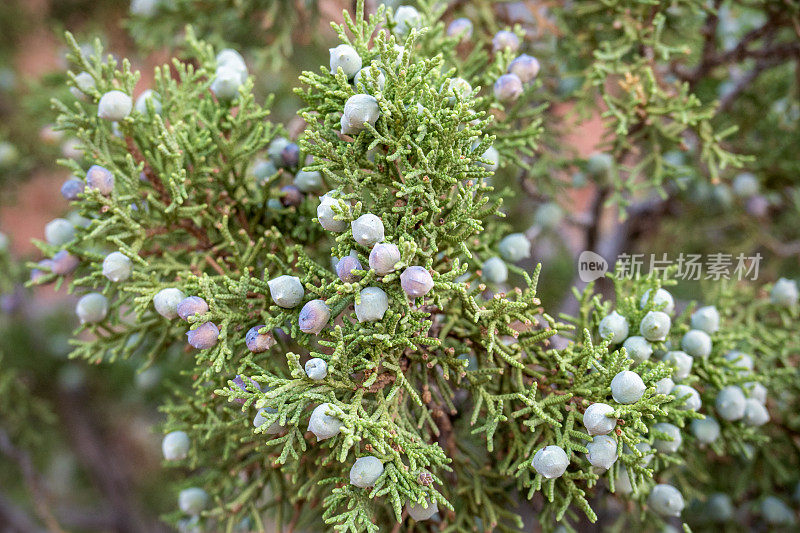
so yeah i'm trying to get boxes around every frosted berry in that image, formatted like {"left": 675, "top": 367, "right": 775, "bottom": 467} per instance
{"left": 681, "top": 329, "right": 712, "bottom": 359}
{"left": 706, "top": 493, "right": 733, "bottom": 523}
{"left": 280, "top": 185, "right": 303, "bottom": 207}
{"left": 586, "top": 152, "right": 613, "bottom": 179}
{"left": 639, "top": 310, "right": 671, "bottom": 341}
{"left": 481, "top": 257, "right": 508, "bottom": 284}
{"left": 400, "top": 266, "right": 434, "bottom": 298}
{"left": 177, "top": 296, "right": 209, "bottom": 321}
{"left": 599, "top": 311, "right": 629, "bottom": 345}
{"left": 298, "top": 299, "right": 330, "bottom": 335}
{"left": 534, "top": 202, "right": 564, "bottom": 229}
{"left": 307, "top": 402, "right": 343, "bottom": 441}
{"left": 492, "top": 30, "right": 520, "bottom": 53}
{"left": 349, "top": 456, "right": 384, "bottom": 488}
{"left": 49, "top": 250, "right": 79, "bottom": 276}
{"left": 691, "top": 305, "right": 720, "bottom": 333}
{"left": 407, "top": 498, "right": 438, "bottom": 521}
{"left": 245, "top": 325, "right": 275, "bottom": 353}
{"left": 732, "top": 172, "right": 759, "bottom": 198}
{"left": 294, "top": 170, "right": 322, "bottom": 192}
{"left": 76, "top": 292, "right": 108, "bottom": 324}
{"left": 761, "top": 496, "right": 795, "bottom": 525}
{"left": 85, "top": 165, "right": 114, "bottom": 195}
{"left": 102, "top": 251, "right": 132, "bottom": 282}
{"left": 715, "top": 385, "right": 746, "bottom": 421}
{"left": 211, "top": 66, "right": 244, "bottom": 100}
{"left": 670, "top": 384, "right": 701, "bottom": 411}
{"left": 742, "top": 398, "right": 769, "bottom": 426}
{"left": 178, "top": 487, "right": 208, "bottom": 516}
{"left": 135, "top": 89, "right": 161, "bottom": 115}
{"left": 70, "top": 71, "right": 95, "bottom": 100}
{"left": 354, "top": 287, "right": 389, "bottom": 323}
{"left": 653, "top": 422, "right": 683, "bottom": 453}
{"left": 267, "top": 275, "right": 304, "bottom": 308}
{"left": 498, "top": 233, "right": 531, "bottom": 263}
{"left": 508, "top": 54, "right": 540, "bottom": 84}
{"left": 162, "top": 431, "right": 190, "bottom": 461}
{"left": 614, "top": 466, "right": 633, "bottom": 495}
{"left": 611, "top": 370, "right": 645, "bottom": 404}
{"left": 583, "top": 402, "right": 616, "bottom": 435}
{"left": 447, "top": 17, "right": 473, "bottom": 40}
{"left": 445, "top": 77, "right": 472, "bottom": 104}
{"left": 622, "top": 336, "right": 653, "bottom": 364}
{"left": 369, "top": 243, "right": 401, "bottom": 275}
{"left": 481, "top": 146, "right": 499, "bottom": 171}
{"left": 393, "top": 5, "right": 422, "bottom": 37}
{"left": 586, "top": 435, "right": 618, "bottom": 470}
{"left": 663, "top": 350, "right": 693, "bottom": 380}
{"left": 44, "top": 218, "right": 75, "bottom": 246}
{"left": 655, "top": 377, "right": 674, "bottom": 395}
{"left": 351, "top": 213, "right": 384, "bottom": 247}
{"left": 317, "top": 193, "right": 349, "bottom": 232}
{"left": 745, "top": 381, "right": 767, "bottom": 404}
{"left": 724, "top": 350, "right": 753, "bottom": 374}
{"left": 640, "top": 288, "right": 675, "bottom": 314}
{"left": 691, "top": 416, "right": 720, "bottom": 444}
{"left": 770, "top": 277, "right": 798, "bottom": 307}
{"left": 648, "top": 484, "right": 684, "bottom": 517}
{"left": 354, "top": 65, "right": 385, "bottom": 91}
{"left": 305, "top": 358, "right": 328, "bottom": 380}
{"left": 30, "top": 259, "right": 53, "bottom": 282}
{"left": 61, "top": 178, "right": 85, "bottom": 201}
{"left": 186, "top": 322, "right": 219, "bottom": 350}
{"left": 329, "top": 44, "right": 362, "bottom": 79}
{"left": 532, "top": 445, "right": 569, "bottom": 479}
{"left": 628, "top": 441, "right": 653, "bottom": 465}
{"left": 97, "top": 90, "right": 132, "bottom": 121}
{"left": 216, "top": 48, "right": 247, "bottom": 75}
{"left": 253, "top": 408, "right": 283, "bottom": 435}
{"left": 336, "top": 255, "right": 363, "bottom": 283}
{"left": 341, "top": 94, "right": 380, "bottom": 135}
{"left": 153, "top": 288, "right": 186, "bottom": 319}
{"left": 493, "top": 73, "right": 523, "bottom": 102}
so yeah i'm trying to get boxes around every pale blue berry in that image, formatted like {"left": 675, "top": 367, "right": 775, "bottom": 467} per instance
{"left": 745, "top": 381, "right": 767, "bottom": 404}
{"left": 508, "top": 54, "right": 540, "bottom": 84}
{"left": 445, "top": 77, "right": 472, "bottom": 104}
{"left": 492, "top": 30, "right": 520, "bottom": 53}
{"left": 97, "top": 90, "right": 132, "bottom": 121}
{"left": 393, "top": 6, "right": 422, "bottom": 37}
{"left": 614, "top": 467, "right": 633, "bottom": 495}
{"left": 336, "top": 255, "right": 363, "bottom": 283}
{"left": 134, "top": 89, "right": 161, "bottom": 115}
{"left": 706, "top": 493, "right": 733, "bottom": 523}
{"left": 153, "top": 288, "right": 185, "bottom": 319}
{"left": 586, "top": 435, "right": 618, "bottom": 470}
{"left": 627, "top": 441, "right": 653, "bottom": 465}
{"left": 653, "top": 422, "right": 683, "bottom": 453}
{"left": 534, "top": 202, "right": 564, "bottom": 229}
{"left": 186, "top": 322, "right": 219, "bottom": 350}
{"left": 305, "top": 358, "right": 328, "bottom": 380}
{"left": 400, "top": 266, "right": 434, "bottom": 298}
{"left": 761, "top": 496, "right": 795, "bottom": 525}
{"left": 742, "top": 398, "right": 769, "bottom": 426}
{"left": 211, "top": 66, "right": 244, "bottom": 100}
{"left": 51, "top": 250, "right": 79, "bottom": 275}
{"left": 623, "top": 336, "right": 653, "bottom": 364}
{"left": 648, "top": 484, "right": 684, "bottom": 517}
{"left": 770, "top": 277, "right": 798, "bottom": 307}
{"left": 354, "top": 65, "right": 385, "bottom": 91}
{"left": 350, "top": 456, "right": 384, "bottom": 488}
{"left": 298, "top": 299, "right": 330, "bottom": 335}
{"left": 178, "top": 487, "right": 208, "bottom": 516}
{"left": 641, "top": 288, "right": 675, "bottom": 314}
{"left": 61, "top": 178, "right": 85, "bottom": 201}
{"left": 599, "top": 311, "right": 629, "bottom": 344}
{"left": 690, "top": 305, "right": 720, "bottom": 333}
{"left": 715, "top": 385, "right": 745, "bottom": 421}
{"left": 583, "top": 402, "right": 616, "bottom": 435}
{"left": 317, "top": 193, "right": 349, "bottom": 232}
{"left": 407, "top": 498, "right": 438, "bottom": 521}
{"left": 670, "top": 384, "right": 701, "bottom": 411}
{"left": 493, "top": 73, "right": 523, "bottom": 102}
{"left": 307, "top": 402, "right": 343, "bottom": 441}
{"left": 611, "top": 370, "right": 645, "bottom": 404}
{"left": 732, "top": 172, "right": 759, "bottom": 198}
{"left": 663, "top": 350, "right": 693, "bottom": 380}
{"left": 253, "top": 408, "right": 282, "bottom": 435}
{"left": 177, "top": 296, "right": 209, "bottom": 321}
{"left": 351, "top": 213, "right": 384, "bottom": 247}
{"left": 532, "top": 445, "right": 569, "bottom": 479}
{"left": 681, "top": 329, "right": 712, "bottom": 358}
{"left": 102, "top": 251, "right": 132, "bottom": 282}
{"left": 481, "top": 257, "right": 508, "bottom": 284}
{"left": 245, "top": 325, "right": 275, "bottom": 353}
{"left": 369, "top": 243, "right": 401, "bottom": 275}
{"left": 44, "top": 218, "right": 75, "bottom": 246}
{"left": 691, "top": 416, "right": 720, "bottom": 444}
{"left": 329, "top": 44, "right": 362, "bottom": 79}
{"left": 76, "top": 292, "right": 108, "bottom": 324}
{"left": 130, "top": 0, "right": 159, "bottom": 16}
{"left": 447, "top": 18, "right": 473, "bottom": 40}
{"left": 71, "top": 72, "right": 95, "bottom": 100}
{"left": 355, "top": 287, "right": 389, "bottom": 322}
{"left": 341, "top": 94, "right": 380, "bottom": 135}
{"left": 294, "top": 170, "right": 322, "bottom": 192}
{"left": 85, "top": 165, "right": 114, "bottom": 195}
{"left": 724, "top": 351, "right": 753, "bottom": 374}
{"left": 639, "top": 310, "right": 671, "bottom": 341}
{"left": 498, "top": 233, "right": 531, "bottom": 262}
{"left": 267, "top": 275, "right": 304, "bottom": 308}
{"left": 162, "top": 431, "right": 190, "bottom": 461}
{"left": 481, "top": 146, "right": 499, "bottom": 171}
{"left": 216, "top": 49, "right": 247, "bottom": 76}
{"left": 586, "top": 152, "right": 613, "bottom": 178}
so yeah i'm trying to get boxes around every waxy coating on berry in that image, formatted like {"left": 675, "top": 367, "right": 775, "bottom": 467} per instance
{"left": 498, "top": 233, "right": 531, "bottom": 263}
{"left": 44, "top": 218, "right": 75, "bottom": 246}
{"left": 354, "top": 65, "right": 385, "bottom": 91}
{"left": 177, "top": 296, "right": 209, "bottom": 321}
{"left": 102, "top": 251, "right": 132, "bottom": 282}
{"left": 85, "top": 165, "right": 114, "bottom": 195}
{"left": 532, "top": 445, "right": 569, "bottom": 479}
{"left": 178, "top": 487, "right": 209, "bottom": 516}
{"left": 393, "top": 5, "right": 422, "bottom": 37}
{"left": 610, "top": 370, "right": 645, "bottom": 404}
{"left": 245, "top": 325, "right": 275, "bottom": 353}
{"left": 294, "top": 170, "right": 322, "bottom": 192}
{"left": 400, "top": 266, "right": 434, "bottom": 298}
{"left": 61, "top": 178, "right": 85, "bottom": 201}
{"left": 76, "top": 292, "right": 108, "bottom": 324}
{"left": 481, "top": 256, "right": 508, "bottom": 284}
{"left": 355, "top": 287, "right": 389, "bottom": 323}
{"left": 715, "top": 385, "right": 746, "bottom": 421}
{"left": 97, "top": 90, "right": 132, "bottom": 121}
{"left": 639, "top": 310, "right": 671, "bottom": 341}
{"left": 162, "top": 431, "right": 190, "bottom": 461}
{"left": 186, "top": 322, "right": 219, "bottom": 350}
{"left": 640, "top": 288, "right": 675, "bottom": 314}
{"left": 341, "top": 94, "right": 380, "bottom": 135}
{"left": 317, "top": 193, "right": 349, "bottom": 232}
{"left": 351, "top": 213, "right": 384, "bottom": 247}
{"left": 599, "top": 311, "right": 629, "bottom": 345}
{"left": 652, "top": 422, "right": 682, "bottom": 453}
{"left": 335, "top": 255, "right": 363, "bottom": 283}
{"left": 583, "top": 402, "right": 616, "bottom": 436}
{"left": 691, "top": 305, "right": 720, "bottom": 333}
{"left": 770, "top": 277, "right": 798, "bottom": 307}
{"left": 622, "top": 335, "right": 653, "bottom": 364}
{"left": 681, "top": 329, "right": 712, "bottom": 358}
{"left": 508, "top": 54, "right": 540, "bottom": 84}
{"left": 153, "top": 288, "right": 186, "bottom": 319}
{"left": 349, "top": 456, "right": 384, "bottom": 488}
{"left": 298, "top": 299, "right": 331, "bottom": 335}
{"left": 742, "top": 398, "right": 769, "bottom": 426}
{"left": 329, "top": 44, "right": 362, "bottom": 78}
{"left": 493, "top": 73, "right": 523, "bottom": 102}
{"left": 447, "top": 17, "right": 473, "bottom": 40}
{"left": 407, "top": 498, "right": 438, "bottom": 521}
{"left": 670, "top": 384, "right": 701, "bottom": 411}
{"left": 368, "top": 243, "right": 401, "bottom": 275}
{"left": 267, "top": 275, "right": 304, "bottom": 308}
{"left": 663, "top": 350, "right": 693, "bottom": 380}
{"left": 307, "top": 402, "right": 343, "bottom": 441}
{"left": 305, "top": 358, "right": 328, "bottom": 380}
{"left": 492, "top": 30, "right": 520, "bottom": 52}
{"left": 691, "top": 416, "right": 720, "bottom": 444}
{"left": 648, "top": 484, "right": 685, "bottom": 517}
{"left": 586, "top": 435, "right": 618, "bottom": 470}
{"left": 51, "top": 250, "right": 80, "bottom": 275}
